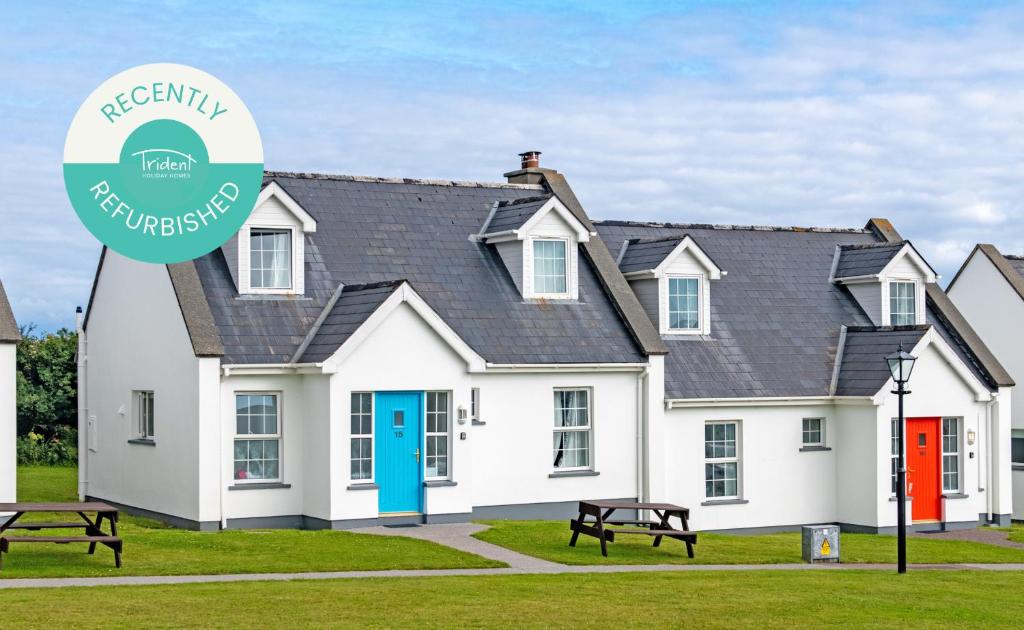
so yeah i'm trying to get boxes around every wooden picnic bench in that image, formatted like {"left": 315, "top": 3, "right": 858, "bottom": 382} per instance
{"left": 0, "top": 502, "right": 123, "bottom": 569}
{"left": 569, "top": 500, "right": 697, "bottom": 558}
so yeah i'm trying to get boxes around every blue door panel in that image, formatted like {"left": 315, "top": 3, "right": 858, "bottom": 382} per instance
{"left": 375, "top": 392, "right": 422, "bottom": 513}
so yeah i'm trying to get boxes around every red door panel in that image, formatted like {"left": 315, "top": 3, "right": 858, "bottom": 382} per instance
{"left": 906, "top": 417, "right": 942, "bottom": 521}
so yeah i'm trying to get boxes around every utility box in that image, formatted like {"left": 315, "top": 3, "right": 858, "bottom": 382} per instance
{"left": 802, "top": 525, "right": 840, "bottom": 563}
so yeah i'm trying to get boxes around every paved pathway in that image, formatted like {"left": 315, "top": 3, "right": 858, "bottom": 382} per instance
{"left": 911, "top": 527, "right": 1024, "bottom": 549}
{"left": 3, "top": 523, "right": 1024, "bottom": 590}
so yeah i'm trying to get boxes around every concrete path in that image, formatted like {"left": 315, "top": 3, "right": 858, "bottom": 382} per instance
{"left": 350, "top": 522, "right": 562, "bottom": 570}
{"left": 911, "top": 527, "right": 1024, "bottom": 549}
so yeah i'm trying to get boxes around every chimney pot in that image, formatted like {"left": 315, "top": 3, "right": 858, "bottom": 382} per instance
{"left": 519, "top": 150, "right": 541, "bottom": 169}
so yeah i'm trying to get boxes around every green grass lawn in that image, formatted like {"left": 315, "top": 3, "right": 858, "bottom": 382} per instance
{"left": 1, "top": 467, "right": 502, "bottom": 578}
{"left": 474, "top": 520, "right": 1024, "bottom": 565}
{"left": 2, "top": 570, "right": 1023, "bottom": 628}
{"left": 1008, "top": 523, "right": 1024, "bottom": 544}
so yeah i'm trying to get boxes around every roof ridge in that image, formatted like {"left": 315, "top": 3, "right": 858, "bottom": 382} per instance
{"left": 341, "top": 279, "right": 406, "bottom": 293}
{"left": 1005, "top": 254, "right": 1024, "bottom": 260}
{"left": 626, "top": 235, "right": 686, "bottom": 245}
{"left": 595, "top": 219, "right": 872, "bottom": 234}
{"left": 497, "top": 194, "right": 553, "bottom": 207}
{"left": 838, "top": 241, "right": 907, "bottom": 251}
{"left": 264, "top": 170, "right": 543, "bottom": 190}
{"left": 846, "top": 324, "right": 931, "bottom": 333}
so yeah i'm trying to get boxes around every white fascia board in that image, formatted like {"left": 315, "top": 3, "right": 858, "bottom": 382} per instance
{"left": 258, "top": 181, "right": 317, "bottom": 233}
{"left": 516, "top": 197, "right": 591, "bottom": 242}
{"left": 879, "top": 244, "right": 937, "bottom": 283}
{"left": 324, "top": 282, "right": 487, "bottom": 373}
{"left": 870, "top": 327, "right": 992, "bottom": 403}
{"left": 665, "top": 395, "right": 874, "bottom": 409}
{"left": 653, "top": 236, "right": 723, "bottom": 279}
{"left": 482, "top": 362, "right": 648, "bottom": 374}
{"left": 221, "top": 363, "right": 322, "bottom": 376}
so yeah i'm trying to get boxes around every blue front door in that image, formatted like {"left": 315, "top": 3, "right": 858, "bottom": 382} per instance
{"left": 375, "top": 392, "right": 423, "bottom": 513}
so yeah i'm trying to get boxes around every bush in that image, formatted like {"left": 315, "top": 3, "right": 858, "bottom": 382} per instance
{"left": 17, "top": 426, "right": 78, "bottom": 466}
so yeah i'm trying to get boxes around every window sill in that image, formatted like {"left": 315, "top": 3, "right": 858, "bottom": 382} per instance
{"left": 471, "top": 419, "right": 486, "bottom": 426}
{"left": 127, "top": 438, "right": 156, "bottom": 446}
{"left": 942, "top": 493, "right": 969, "bottom": 500}
{"left": 423, "top": 480, "right": 457, "bottom": 488}
{"left": 799, "top": 446, "right": 831, "bottom": 452}
{"left": 1013, "top": 464, "right": 1024, "bottom": 471}
{"left": 700, "top": 499, "right": 749, "bottom": 506}
{"left": 889, "top": 496, "right": 914, "bottom": 502}
{"left": 228, "top": 482, "right": 291, "bottom": 491}
{"left": 549, "top": 470, "right": 599, "bottom": 478}
{"left": 347, "top": 483, "right": 379, "bottom": 491}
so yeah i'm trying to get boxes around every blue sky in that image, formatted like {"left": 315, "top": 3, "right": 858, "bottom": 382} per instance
{"left": 3, "top": 1, "right": 1024, "bottom": 330}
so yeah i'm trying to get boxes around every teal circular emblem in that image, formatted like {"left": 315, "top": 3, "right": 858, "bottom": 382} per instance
{"left": 63, "top": 64, "right": 264, "bottom": 264}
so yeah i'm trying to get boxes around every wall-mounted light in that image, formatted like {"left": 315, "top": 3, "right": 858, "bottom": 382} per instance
{"left": 967, "top": 429, "right": 977, "bottom": 445}
{"left": 457, "top": 406, "right": 468, "bottom": 425}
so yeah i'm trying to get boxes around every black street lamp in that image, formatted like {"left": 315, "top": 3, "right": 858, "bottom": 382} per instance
{"left": 886, "top": 342, "right": 917, "bottom": 574}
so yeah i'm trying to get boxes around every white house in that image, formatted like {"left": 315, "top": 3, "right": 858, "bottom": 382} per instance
{"left": 78, "top": 153, "right": 1014, "bottom": 532}
{"left": 0, "top": 279, "right": 19, "bottom": 505}
{"left": 947, "top": 245, "right": 1024, "bottom": 520}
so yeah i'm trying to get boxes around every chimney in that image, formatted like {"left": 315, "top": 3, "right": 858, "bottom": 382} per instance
{"left": 519, "top": 150, "right": 541, "bottom": 169}
{"left": 505, "top": 150, "right": 546, "bottom": 185}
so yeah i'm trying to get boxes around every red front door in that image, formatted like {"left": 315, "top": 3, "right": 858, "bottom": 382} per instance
{"left": 906, "top": 417, "right": 942, "bottom": 522}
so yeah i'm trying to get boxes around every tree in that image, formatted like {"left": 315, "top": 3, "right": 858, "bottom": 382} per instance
{"left": 16, "top": 325, "right": 78, "bottom": 436}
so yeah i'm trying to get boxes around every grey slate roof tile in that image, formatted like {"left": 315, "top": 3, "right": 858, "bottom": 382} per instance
{"left": 595, "top": 221, "right": 988, "bottom": 399}
{"left": 617, "top": 237, "right": 684, "bottom": 274}
{"left": 301, "top": 281, "right": 403, "bottom": 363}
{"left": 484, "top": 195, "right": 553, "bottom": 233}
{"left": 0, "top": 279, "right": 20, "bottom": 343}
{"left": 835, "top": 327, "right": 928, "bottom": 396}
{"left": 193, "top": 175, "right": 645, "bottom": 365}
{"left": 833, "top": 242, "right": 905, "bottom": 279}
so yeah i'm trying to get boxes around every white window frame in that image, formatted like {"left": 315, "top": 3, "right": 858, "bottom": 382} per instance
{"left": 134, "top": 390, "right": 154, "bottom": 440}
{"left": 233, "top": 392, "right": 283, "bottom": 484}
{"left": 350, "top": 392, "right": 374, "bottom": 483}
{"left": 941, "top": 417, "right": 961, "bottom": 494}
{"left": 704, "top": 420, "right": 740, "bottom": 500}
{"left": 528, "top": 236, "right": 572, "bottom": 299}
{"left": 666, "top": 274, "right": 702, "bottom": 334}
{"left": 890, "top": 418, "right": 900, "bottom": 496}
{"left": 887, "top": 278, "right": 919, "bottom": 326}
{"left": 248, "top": 227, "right": 294, "bottom": 291}
{"left": 425, "top": 391, "right": 451, "bottom": 480}
{"left": 801, "top": 418, "right": 824, "bottom": 447}
{"left": 553, "top": 388, "right": 593, "bottom": 472}
{"left": 470, "top": 388, "right": 480, "bottom": 423}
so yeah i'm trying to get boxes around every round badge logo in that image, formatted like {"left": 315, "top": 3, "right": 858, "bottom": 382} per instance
{"left": 63, "top": 63, "right": 264, "bottom": 264}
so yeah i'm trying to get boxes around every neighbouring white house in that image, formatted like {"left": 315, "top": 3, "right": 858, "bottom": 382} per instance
{"left": 0, "top": 279, "right": 19, "bottom": 506}
{"left": 78, "top": 152, "right": 1015, "bottom": 532}
{"left": 947, "top": 245, "right": 1024, "bottom": 521}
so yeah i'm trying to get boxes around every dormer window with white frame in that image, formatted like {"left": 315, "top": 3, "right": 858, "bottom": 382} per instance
{"left": 478, "top": 195, "right": 593, "bottom": 301}
{"left": 831, "top": 241, "right": 935, "bottom": 327}
{"left": 617, "top": 235, "right": 724, "bottom": 336}
{"left": 238, "top": 182, "right": 317, "bottom": 296}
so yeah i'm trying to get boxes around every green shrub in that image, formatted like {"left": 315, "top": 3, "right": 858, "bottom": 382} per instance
{"left": 16, "top": 426, "right": 78, "bottom": 466}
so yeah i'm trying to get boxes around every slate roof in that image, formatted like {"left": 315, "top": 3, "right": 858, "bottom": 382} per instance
{"left": 300, "top": 281, "right": 403, "bottom": 363}
{"left": 1008, "top": 255, "right": 1024, "bottom": 277}
{"left": 834, "top": 327, "right": 928, "bottom": 396}
{"left": 617, "top": 237, "right": 685, "bottom": 274}
{"left": 484, "top": 195, "right": 553, "bottom": 234}
{"left": 0, "top": 279, "right": 19, "bottom": 343}
{"left": 832, "top": 242, "right": 905, "bottom": 279}
{"left": 595, "top": 221, "right": 996, "bottom": 399}
{"left": 191, "top": 173, "right": 646, "bottom": 365}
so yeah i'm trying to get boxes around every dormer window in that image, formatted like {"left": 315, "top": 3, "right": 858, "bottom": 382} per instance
{"left": 889, "top": 280, "right": 917, "bottom": 326}
{"left": 250, "top": 228, "right": 292, "bottom": 289}
{"left": 668, "top": 276, "right": 701, "bottom": 331}
{"left": 533, "top": 239, "right": 568, "bottom": 296}
{"left": 478, "top": 195, "right": 593, "bottom": 301}
{"left": 617, "top": 234, "right": 723, "bottom": 337}
{"left": 831, "top": 241, "right": 935, "bottom": 327}
{"left": 237, "top": 182, "right": 317, "bottom": 296}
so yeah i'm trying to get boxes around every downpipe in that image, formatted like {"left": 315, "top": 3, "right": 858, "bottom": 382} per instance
{"left": 75, "top": 306, "right": 88, "bottom": 501}
{"left": 985, "top": 393, "right": 998, "bottom": 524}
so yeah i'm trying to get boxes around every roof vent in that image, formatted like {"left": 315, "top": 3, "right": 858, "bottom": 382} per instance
{"left": 519, "top": 150, "right": 541, "bottom": 169}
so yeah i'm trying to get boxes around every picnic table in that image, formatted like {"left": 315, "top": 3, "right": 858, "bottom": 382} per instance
{"left": 569, "top": 500, "right": 697, "bottom": 558}
{"left": 0, "top": 502, "right": 123, "bottom": 569}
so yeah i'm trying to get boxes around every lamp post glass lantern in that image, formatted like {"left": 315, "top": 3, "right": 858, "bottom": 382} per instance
{"left": 886, "top": 342, "right": 917, "bottom": 575}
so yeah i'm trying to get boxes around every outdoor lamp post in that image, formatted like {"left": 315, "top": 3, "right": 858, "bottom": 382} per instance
{"left": 886, "top": 342, "right": 917, "bottom": 575}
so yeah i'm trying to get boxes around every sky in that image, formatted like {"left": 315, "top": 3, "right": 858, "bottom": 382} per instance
{"left": 2, "top": 0, "right": 1024, "bottom": 330}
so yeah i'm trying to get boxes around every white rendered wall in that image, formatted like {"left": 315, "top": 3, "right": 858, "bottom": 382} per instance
{"left": 833, "top": 403, "right": 882, "bottom": 528}
{"left": 873, "top": 342, "right": 992, "bottom": 527}
{"left": 0, "top": 343, "right": 16, "bottom": 503}
{"left": 661, "top": 402, "right": 865, "bottom": 531}
{"left": 82, "top": 251, "right": 202, "bottom": 521}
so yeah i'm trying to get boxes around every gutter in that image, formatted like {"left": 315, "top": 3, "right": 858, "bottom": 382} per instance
{"left": 666, "top": 395, "right": 874, "bottom": 409}
{"left": 483, "top": 363, "right": 647, "bottom": 373}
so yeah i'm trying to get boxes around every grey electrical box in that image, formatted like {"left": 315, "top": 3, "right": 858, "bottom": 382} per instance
{"left": 802, "top": 525, "right": 840, "bottom": 563}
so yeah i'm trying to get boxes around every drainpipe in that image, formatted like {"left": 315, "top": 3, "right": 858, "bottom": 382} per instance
{"left": 75, "top": 306, "right": 87, "bottom": 501}
{"left": 636, "top": 366, "right": 648, "bottom": 504}
{"left": 985, "top": 392, "right": 998, "bottom": 524}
